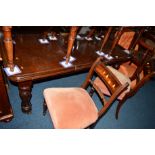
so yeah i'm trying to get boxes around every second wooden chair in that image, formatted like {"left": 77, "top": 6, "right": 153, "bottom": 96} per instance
{"left": 43, "top": 57, "right": 129, "bottom": 129}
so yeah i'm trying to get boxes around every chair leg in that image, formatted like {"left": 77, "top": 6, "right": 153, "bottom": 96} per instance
{"left": 43, "top": 99, "right": 47, "bottom": 116}
{"left": 115, "top": 97, "right": 127, "bottom": 119}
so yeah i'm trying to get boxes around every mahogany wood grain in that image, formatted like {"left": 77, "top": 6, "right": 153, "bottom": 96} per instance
{"left": 0, "top": 32, "right": 100, "bottom": 113}
{"left": 6, "top": 34, "right": 99, "bottom": 82}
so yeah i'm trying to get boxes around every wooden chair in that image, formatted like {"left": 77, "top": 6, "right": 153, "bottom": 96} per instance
{"left": 43, "top": 57, "right": 129, "bottom": 129}
{"left": 118, "top": 39, "right": 154, "bottom": 80}
{"left": 93, "top": 39, "right": 155, "bottom": 119}
{"left": 117, "top": 27, "right": 145, "bottom": 51}
{"left": 99, "top": 26, "right": 145, "bottom": 56}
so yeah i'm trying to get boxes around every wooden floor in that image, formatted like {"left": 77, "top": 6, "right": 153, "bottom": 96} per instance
{"left": 1, "top": 34, "right": 102, "bottom": 82}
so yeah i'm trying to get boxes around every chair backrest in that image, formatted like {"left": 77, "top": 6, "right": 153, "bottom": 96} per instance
{"left": 130, "top": 39, "right": 154, "bottom": 81}
{"left": 82, "top": 57, "right": 129, "bottom": 117}
{"left": 101, "top": 27, "right": 145, "bottom": 55}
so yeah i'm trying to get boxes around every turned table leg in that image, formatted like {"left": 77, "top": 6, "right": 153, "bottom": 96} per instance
{"left": 18, "top": 81, "right": 33, "bottom": 114}
{"left": 65, "top": 26, "right": 78, "bottom": 64}
{"left": 2, "top": 26, "right": 14, "bottom": 71}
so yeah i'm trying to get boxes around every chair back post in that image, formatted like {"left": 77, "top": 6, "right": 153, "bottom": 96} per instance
{"left": 130, "top": 27, "right": 145, "bottom": 51}
{"left": 100, "top": 27, "right": 112, "bottom": 51}
{"left": 109, "top": 26, "right": 124, "bottom": 55}
{"left": 131, "top": 39, "right": 154, "bottom": 81}
{"left": 81, "top": 57, "right": 103, "bottom": 89}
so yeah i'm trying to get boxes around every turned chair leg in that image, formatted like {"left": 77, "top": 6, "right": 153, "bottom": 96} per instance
{"left": 43, "top": 99, "right": 47, "bottom": 116}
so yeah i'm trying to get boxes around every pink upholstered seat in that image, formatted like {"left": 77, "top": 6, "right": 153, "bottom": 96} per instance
{"left": 118, "top": 61, "right": 137, "bottom": 78}
{"left": 43, "top": 88, "right": 98, "bottom": 129}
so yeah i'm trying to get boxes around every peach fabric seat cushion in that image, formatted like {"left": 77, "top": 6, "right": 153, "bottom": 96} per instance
{"left": 118, "top": 61, "right": 137, "bottom": 78}
{"left": 94, "top": 66, "right": 131, "bottom": 100}
{"left": 118, "top": 62, "right": 144, "bottom": 88}
{"left": 43, "top": 88, "right": 98, "bottom": 129}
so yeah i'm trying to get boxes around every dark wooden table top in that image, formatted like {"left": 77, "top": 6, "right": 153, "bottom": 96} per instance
{"left": 1, "top": 34, "right": 102, "bottom": 82}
